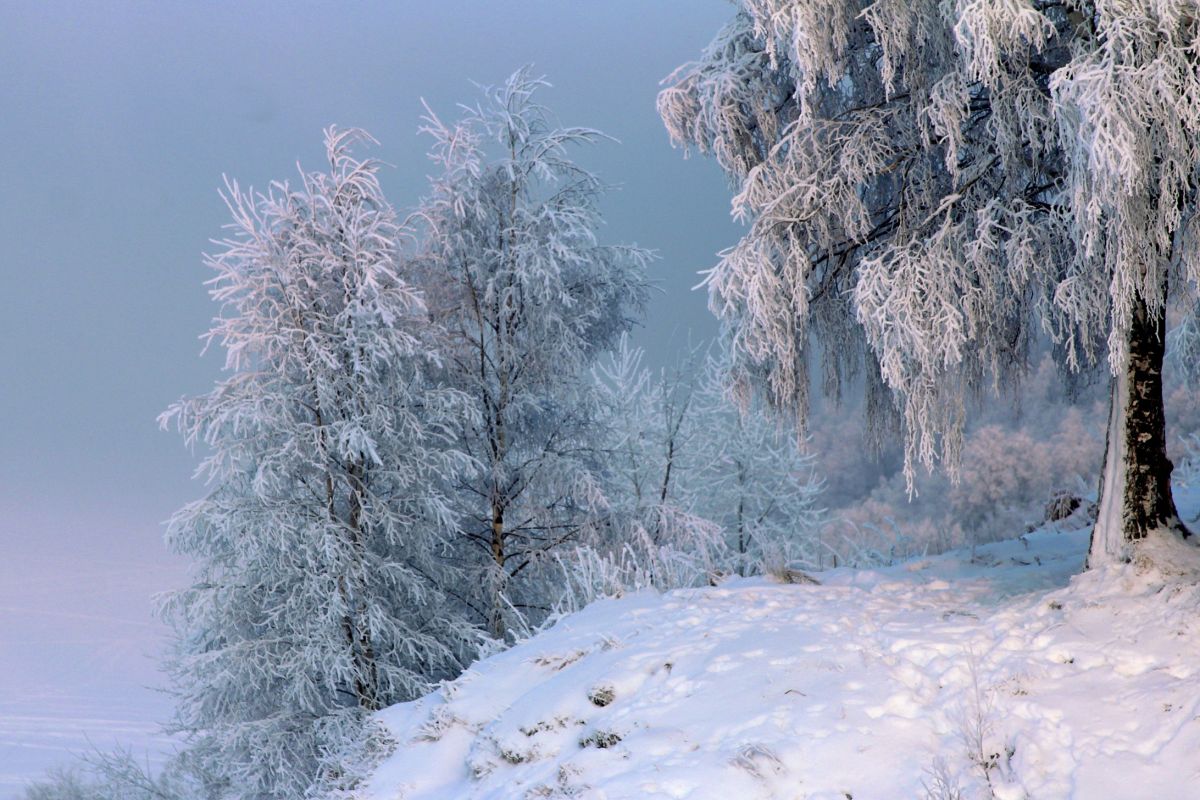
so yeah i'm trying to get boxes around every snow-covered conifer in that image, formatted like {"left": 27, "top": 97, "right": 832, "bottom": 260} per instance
{"left": 660, "top": 1, "right": 1199, "bottom": 566}
{"left": 160, "top": 129, "right": 476, "bottom": 798}
{"left": 411, "top": 69, "right": 650, "bottom": 639}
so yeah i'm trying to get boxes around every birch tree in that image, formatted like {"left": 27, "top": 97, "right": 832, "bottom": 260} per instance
{"left": 160, "top": 129, "right": 476, "bottom": 798}
{"left": 412, "top": 69, "right": 651, "bottom": 639}
{"left": 659, "top": 1, "right": 1199, "bottom": 567}
{"left": 691, "top": 354, "right": 826, "bottom": 575}
{"left": 591, "top": 337, "right": 726, "bottom": 588}
{"left": 592, "top": 338, "right": 825, "bottom": 583}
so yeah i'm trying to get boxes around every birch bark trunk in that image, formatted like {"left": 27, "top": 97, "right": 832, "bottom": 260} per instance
{"left": 1089, "top": 293, "right": 1190, "bottom": 566}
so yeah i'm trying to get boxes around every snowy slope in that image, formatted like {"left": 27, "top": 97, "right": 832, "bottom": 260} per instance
{"left": 361, "top": 497, "right": 1200, "bottom": 800}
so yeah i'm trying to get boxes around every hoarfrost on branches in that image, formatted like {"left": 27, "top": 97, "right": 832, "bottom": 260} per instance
{"left": 411, "top": 69, "right": 651, "bottom": 640}
{"left": 590, "top": 337, "right": 826, "bottom": 588}
{"left": 660, "top": 0, "right": 1200, "bottom": 562}
{"left": 691, "top": 352, "right": 827, "bottom": 575}
{"left": 159, "top": 128, "right": 476, "bottom": 798}
{"left": 589, "top": 337, "right": 726, "bottom": 591}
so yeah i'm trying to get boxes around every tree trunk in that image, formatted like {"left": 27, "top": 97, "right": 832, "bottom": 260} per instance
{"left": 488, "top": 502, "right": 507, "bottom": 640}
{"left": 343, "top": 461, "right": 380, "bottom": 712}
{"left": 1089, "top": 294, "right": 1190, "bottom": 566}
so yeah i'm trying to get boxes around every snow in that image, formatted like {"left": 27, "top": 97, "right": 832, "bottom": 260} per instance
{"left": 360, "top": 488, "right": 1200, "bottom": 799}
{"left": 0, "top": 543, "right": 180, "bottom": 798}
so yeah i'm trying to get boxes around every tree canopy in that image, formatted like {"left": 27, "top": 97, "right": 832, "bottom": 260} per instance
{"left": 660, "top": 0, "right": 1200, "bottom": 563}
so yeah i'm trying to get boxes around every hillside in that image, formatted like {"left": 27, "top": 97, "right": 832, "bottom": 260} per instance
{"left": 360, "top": 491, "right": 1200, "bottom": 800}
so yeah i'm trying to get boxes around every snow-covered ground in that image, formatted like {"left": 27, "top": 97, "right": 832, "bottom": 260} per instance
{"left": 362, "top": 489, "right": 1200, "bottom": 799}
{"left": 0, "top": 512, "right": 182, "bottom": 799}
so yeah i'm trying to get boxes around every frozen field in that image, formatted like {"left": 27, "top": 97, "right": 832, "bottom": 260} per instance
{"left": 0, "top": 526, "right": 182, "bottom": 798}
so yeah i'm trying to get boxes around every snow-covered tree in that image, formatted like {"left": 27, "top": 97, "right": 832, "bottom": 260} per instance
{"left": 691, "top": 354, "right": 826, "bottom": 575}
{"left": 659, "top": 1, "right": 1199, "bottom": 567}
{"left": 411, "top": 69, "right": 650, "bottom": 639}
{"left": 590, "top": 337, "right": 725, "bottom": 588}
{"left": 160, "top": 128, "right": 476, "bottom": 798}
{"left": 591, "top": 338, "right": 824, "bottom": 583}
{"left": 1169, "top": 302, "right": 1200, "bottom": 386}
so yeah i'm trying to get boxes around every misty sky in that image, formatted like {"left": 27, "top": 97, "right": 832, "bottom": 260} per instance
{"left": 0, "top": 1, "right": 738, "bottom": 790}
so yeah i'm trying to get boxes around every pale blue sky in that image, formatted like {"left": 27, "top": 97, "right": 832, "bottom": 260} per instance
{"left": 0, "top": 1, "right": 736, "bottom": 789}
